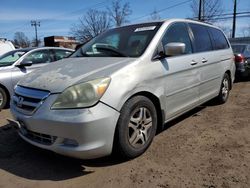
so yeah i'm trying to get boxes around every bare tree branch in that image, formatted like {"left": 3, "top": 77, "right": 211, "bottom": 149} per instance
{"left": 13, "top": 32, "right": 30, "bottom": 48}
{"left": 108, "top": 0, "right": 132, "bottom": 27}
{"left": 190, "top": 0, "right": 224, "bottom": 23}
{"left": 150, "top": 9, "right": 161, "bottom": 21}
{"left": 70, "top": 9, "right": 111, "bottom": 43}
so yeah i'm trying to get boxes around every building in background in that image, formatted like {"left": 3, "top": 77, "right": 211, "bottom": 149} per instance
{"left": 44, "top": 36, "right": 79, "bottom": 49}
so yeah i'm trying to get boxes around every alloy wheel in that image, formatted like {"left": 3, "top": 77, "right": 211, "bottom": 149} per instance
{"left": 221, "top": 78, "right": 229, "bottom": 101}
{"left": 128, "top": 107, "right": 153, "bottom": 148}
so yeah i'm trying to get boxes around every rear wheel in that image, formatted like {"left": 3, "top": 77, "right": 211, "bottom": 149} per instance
{"left": 114, "top": 96, "right": 157, "bottom": 159}
{"left": 0, "top": 87, "right": 8, "bottom": 109}
{"left": 216, "top": 73, "right": 230, "bottom": 104}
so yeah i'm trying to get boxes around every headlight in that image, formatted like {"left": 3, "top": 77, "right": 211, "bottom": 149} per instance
{"left": 51, "top": 77, "right": 111, "bottom": 109}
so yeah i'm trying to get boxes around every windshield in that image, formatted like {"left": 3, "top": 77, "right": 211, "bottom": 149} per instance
{"left": 0, "top": 49, "right": 28, "bottom": 67}
{"left": 231, "top": 45, "right": 246, "bottom": 54}
{"left": 71, "top": 22, "right": 163, "bottom": 58}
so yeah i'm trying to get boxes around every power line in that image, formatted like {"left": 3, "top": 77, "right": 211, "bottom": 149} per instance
{"left": 232, "top": 0, "right": 237, "bottom": 38}
{"left": 0, "top": 0, "right": 109, "bottom": 38}
{"left": 206, "top": 14, "right": 250, "bottom": 21}
{"left": 133, "top": 0, "right": 192, "bottom": 21}
{"left": 40, "top": 1, "right": 108, "bottom": 26}
{"left": 194, "top": 11, "right": 250, "bottom": 19}
{"left": 0, "top": 22, "right": 30, "bottom": 36}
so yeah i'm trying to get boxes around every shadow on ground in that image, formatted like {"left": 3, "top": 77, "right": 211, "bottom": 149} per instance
{"left": 0, "top": 102, "right": 211, "bottom": 181}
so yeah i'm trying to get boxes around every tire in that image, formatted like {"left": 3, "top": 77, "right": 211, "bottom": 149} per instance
{"left": 0, "top": 87, "right": 8, "bottom": 110}
{"left": 114, "top": 96, "right": 157, "bottom": 159}
{"left": 216, "top": 73, "right": 230, "bottom": 104}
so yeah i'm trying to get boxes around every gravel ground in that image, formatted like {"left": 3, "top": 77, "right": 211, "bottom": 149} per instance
{"left": 0, "top": 81, "right": 249, "bottom": 188}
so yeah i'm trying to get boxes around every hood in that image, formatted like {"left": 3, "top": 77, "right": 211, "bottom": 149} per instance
{"left": 0, "top": 65, "right": 12, "bottom": 71}
{"left": 18, "top": 57, "right": 136, "bottom": 93}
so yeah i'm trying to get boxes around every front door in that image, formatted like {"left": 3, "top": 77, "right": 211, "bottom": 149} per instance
{"left": 157, "top": 22, "right": 201, "bottom": 120}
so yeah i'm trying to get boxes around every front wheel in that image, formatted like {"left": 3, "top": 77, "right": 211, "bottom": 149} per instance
{"left": 216, "top": 73, "right": 231, "bottom": 104}
{"left": 114, "top": 96, "right": 157, "bottom": 159}
{"left": 0, "top": 87, "right": 8, "bottom": 110}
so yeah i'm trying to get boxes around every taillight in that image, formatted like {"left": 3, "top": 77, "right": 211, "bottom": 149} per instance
{"left": 234, "top": 54, "right": 245, "bottom": 63}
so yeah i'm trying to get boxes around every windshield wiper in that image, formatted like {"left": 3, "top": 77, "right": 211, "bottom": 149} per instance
{"left": 96, "top": 46, "right": 128, "bottom": 57}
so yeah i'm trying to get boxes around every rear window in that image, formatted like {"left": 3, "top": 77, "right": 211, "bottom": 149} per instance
{"left": 189, "top": 23, "right": 213, "bottom": 53}
{"left": 209, "top": 27, "right": 229, "bottom": 50}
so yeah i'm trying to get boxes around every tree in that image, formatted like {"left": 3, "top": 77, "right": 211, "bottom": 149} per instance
{"left": 190, "top": 0, "right": 224, "bottom": 22}
{"left": 31, "top": 38, "right": 42, "bottom": 47}
{"left": 242, "top": 25, "right": 250, "bottom": 37}
{"left": 215, "top": 22, "right": 232, "bottom": 38}
{"left": 13, "top": 32, "right": 30, "bottom": 48}
{"left": 108, "top": 0, "right": 132, "bottom": 27}
{"left": 70, "top": 9, "right": 111, "bottom": 43}
{"left": 150, "top": 9, "right": 161, "bottom": 21}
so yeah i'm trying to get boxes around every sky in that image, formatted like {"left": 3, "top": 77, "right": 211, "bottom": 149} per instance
{"left": 0, "top": 0, "right": 249, "bottom": 42}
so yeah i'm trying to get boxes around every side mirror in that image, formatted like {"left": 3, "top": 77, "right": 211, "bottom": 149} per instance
{"left": 16, "top": 60, "right": 33, "bottom": 67}
{"left": 165, "top": 42, "right": 186, "bottom": 56}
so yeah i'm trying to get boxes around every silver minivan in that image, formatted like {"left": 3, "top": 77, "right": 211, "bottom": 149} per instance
{"left": 10, "top": 19, "right": 235, "bottom": 159}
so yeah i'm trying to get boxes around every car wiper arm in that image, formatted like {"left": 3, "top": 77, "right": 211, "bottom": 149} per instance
{"left": 96, "top": 46, "right": 128, "bottom": 57}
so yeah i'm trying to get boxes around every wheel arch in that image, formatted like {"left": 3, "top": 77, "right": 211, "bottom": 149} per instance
{"left": 225, "top": 70, "right": 232, "bottom": 90}
{"left": 128, "top": 91, "right": 165, "bottom": 133}
{"left": 0, "top": 83, "right": 10, "bottom": 108}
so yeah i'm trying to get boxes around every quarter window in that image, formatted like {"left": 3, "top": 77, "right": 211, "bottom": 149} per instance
{"left": 209, "top": 27, "right": 229, "bottom": 50}
{"left": 162, "top": 23, "right": 193, "bottom": 54}
{"left": 189, "top": 23, "right": 213, "bottom": 52}
{"left": 54, "top": 50, "right": 72, "bottom": 61}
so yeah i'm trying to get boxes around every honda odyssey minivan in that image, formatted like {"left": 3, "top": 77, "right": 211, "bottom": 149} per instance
{"left": 10, "top": 19, "right": 235, "bottom": 159}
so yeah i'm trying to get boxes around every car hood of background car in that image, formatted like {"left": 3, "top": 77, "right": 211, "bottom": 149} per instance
{"left": 18, "top": 57, "right": 137, "bottom": 93}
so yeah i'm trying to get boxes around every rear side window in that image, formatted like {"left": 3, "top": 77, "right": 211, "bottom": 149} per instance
{"left": 209, "top": 28, "right": 229, "bottom": 50}
{"left": 24, "top": 50, "right": 53, "bottom": 64}
{"left": 162, "top": 22, "right": 193, "bottom": 54}
{"left": 54, "top": 50, "right": 72, "bottom": 61}
{"left": 189, "top": 23, "right": 213, "bottom": 53}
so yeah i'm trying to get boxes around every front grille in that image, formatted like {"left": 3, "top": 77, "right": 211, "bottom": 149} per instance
{"left": 12, "top": 86, "right": 50, "bottom": 115}
{"left": 20, "top": 127, "right": 57, "bottom": 146}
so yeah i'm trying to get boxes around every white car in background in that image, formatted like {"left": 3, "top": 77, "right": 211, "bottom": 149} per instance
{"left": 0, "top": 47, "right": 74, "bottom": 109}
{"left": 0, "top": 39, "right": 15, "bottom": 56}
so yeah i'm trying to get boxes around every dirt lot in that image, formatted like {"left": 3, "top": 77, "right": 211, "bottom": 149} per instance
{"left": 0, "top": 81, "right": 249, "bottom": 188}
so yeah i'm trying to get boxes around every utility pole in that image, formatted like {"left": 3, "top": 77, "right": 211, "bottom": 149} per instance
{"left": 202, "top": 0, "right": 205, "bottom": 21}
{"left": 232, "top": 0, "right": 237, "bottom": 38}
{"left": 31, "top": 20, "right": 40, "bottom": 47}
{"left": 198, "top": 0, "right": 202, "bottom": 21}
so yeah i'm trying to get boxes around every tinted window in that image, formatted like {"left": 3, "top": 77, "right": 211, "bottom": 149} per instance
{"left": 24, "top": 50, "right": 53, "bottom": 64}
{"left": 71, "top": 22, "right": 163, "bottom": 58}
{"left": 209, "top": 27, "right": 229, "bottom": 50}
{"left": 162, "top": 22, "right": 192, "bottom": 54}
{"left": 189, "top": 23, "right": 213, "bottom": 52}
{"left": 54, "top": 50, "right": 72, "bottom": 61}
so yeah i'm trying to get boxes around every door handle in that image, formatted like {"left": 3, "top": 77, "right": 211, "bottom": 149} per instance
{"left": 190, "top": 61, "right": 198, "bottom": 66}
{"left": 202, "top": 58, "right": 208, "bottom": 63}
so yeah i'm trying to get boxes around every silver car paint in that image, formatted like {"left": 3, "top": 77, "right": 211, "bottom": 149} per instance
{"left": 18, "top": 57, "right": 137, "bottom": 92}
{"left": 10, "top": 19, "right": 235, "bottom": 159}
{"left": 0, "top": 47, "right": 73, "bottom": 99}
